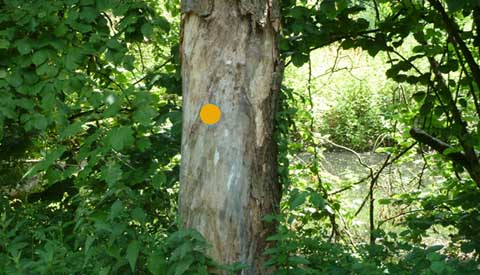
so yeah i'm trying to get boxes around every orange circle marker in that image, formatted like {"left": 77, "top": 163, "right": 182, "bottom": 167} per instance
{"left": 200, "top": 103, "right": 221, "bottom": 125}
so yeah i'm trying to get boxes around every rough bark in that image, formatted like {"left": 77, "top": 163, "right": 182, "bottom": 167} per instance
{"left": 179, "top": 0, "right": 282, "bottom": 274}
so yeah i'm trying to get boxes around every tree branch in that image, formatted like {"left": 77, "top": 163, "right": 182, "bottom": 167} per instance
{"left": 428, "top": 0, "right": 480, "bottom": 88}
{"left": 410, "top": 127, "right": 468, "bottom": 162}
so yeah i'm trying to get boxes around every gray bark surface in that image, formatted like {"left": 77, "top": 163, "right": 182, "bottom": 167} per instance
{"left": 179, "top": 0, "right": 282, "bottom": 273}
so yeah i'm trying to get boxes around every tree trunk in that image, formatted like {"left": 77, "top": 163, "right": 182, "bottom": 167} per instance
{"left": 179, "top": 0, "right": 283, "bottom": 273}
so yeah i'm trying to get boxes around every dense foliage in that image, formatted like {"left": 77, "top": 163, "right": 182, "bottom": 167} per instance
{"left": 0, "top": 0, "right": 185, "bottom": 273}
{"left": 1, "top": 0, "right": 480, "bottom": 274}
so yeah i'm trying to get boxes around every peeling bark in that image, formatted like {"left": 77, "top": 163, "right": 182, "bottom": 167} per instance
{"left": 179, "top": 0, "right": 282, "bottom": 273}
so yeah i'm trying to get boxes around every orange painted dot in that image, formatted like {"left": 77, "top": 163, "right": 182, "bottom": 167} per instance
{"left": 200, "top": 103, "right": 221, "bottom": 125}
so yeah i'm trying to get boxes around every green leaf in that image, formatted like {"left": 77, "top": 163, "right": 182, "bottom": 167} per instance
{"left": 0, "top": 39, "right": 10, "bottom": 49}
{"left": 123, "top": 54, "right": 135, "bottom": 70}
{"left": 99, "top": 266, "right": 110, "bottom": 275}
{"left": 36, "top": 63, "right": 58, "bottom": 77}
{"left": 32, "top": 50, "right": 48, "bottom": 65}
{"left": 31, "top": 113, "right": 49, "bottom": 130}
{"left": 137, "top": 137, "right": 152, "bottom": 152}
{"left": 412, "top": 91, "right": 426, "bottom": 102}
{"left": 131, "top": 207, "right": 146, "bottom": 224}
{"left": 290, "top": 191, "right": 307, "bottom": 209}
{"left": 84, "top": 235, "right": 95, "bottom": 255}
{"left": 97, "top": 0, "right": 114, "bottom": 10}
{"left": 291, "top": 53, "right": 309, "bottom": 67}
{"left": 157, "top": 16, "right": 171, "bottom": 32}
{"left": 446, "top": 0, "right": 465, "bottom": 13}
{"left": 126, "top": 240, "right": 141, "bottom": 272}
{"left": 378, "top": 198, "right": 392, "bottom": 205}
{"left": 459, "top": 98, "right": 467, "bottom": 108}
{"left": 133, "top": 106, "right": 157, "bottom": 126}
{"left": 107, "top": 126, "right": 134, "bottom": 150}
{"left": 320, "top": 0, "right": 336, "bottom": 18}
{"left": 173, "top": 255, "right": 194, "bottom": 275}
{"left": 16, "top": 39, "right": 32, "bottom": 55}
{"left": 41, "top": 93, "right": 56, "bottom": 111}
{"left": 106, "top": 38, "right": 122, "bottom": 50}
{"left": 101, "top": 163, "right": 123, "bottom": 186}
{"left": 310, "top": 192, "right": 325, "bottom": 209}
{"left": 461, "top": 242, "right": 476, "bottom": 253}
{"left": 141, "top": 22, "right": 154, "bottom": 37}
{"left": 443, "top": 146, "right": 462, "bottom": 156}
{"left": 430, "top": 261, "right": 446, "bottom": 273}
{"left": 110, "top": 199, "right": 123, "bottom": 220}
{"left": 288, "top": 256, "right": 310, "bottom": 265}
{"left": 60, "top": 121, "right": 84, "bottom": 140}
{"left": 147, "top": 254, "right": 166, "bottom": 275}
{"left": 80, "top": 7, "right": 98, "bottom": 22}
{"left": 152, "top": 172, "right": 166, "bottom": 190}
{"left": 54, "top": 24, "right": 68, "bottom": 37}
{"left": 65, "top": 49, "right": 84, "bottom": 71}
{"left": 22, "top": 146, "right": 66, "bottom": 180}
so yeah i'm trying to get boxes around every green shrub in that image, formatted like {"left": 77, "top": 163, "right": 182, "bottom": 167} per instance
{"left": 321, "top": 85, "right": 388, "bottom": 152}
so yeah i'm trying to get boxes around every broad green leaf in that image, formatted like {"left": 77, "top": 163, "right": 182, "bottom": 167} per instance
{"left": 126, "top": 240, "right": 141, "bottom": 272}
{"left": 123, "top": 55, "right": 135, "bottom": 70}
{"left": 99, "top": 266, "right": 110, "bottom": 275}
{"left": 378, "top": 198, "right": 392, "bottom": 205}
{"left": 41, "top": 93, "right": 56, "bottom": 111}
{"left": 107, "top": 126, "right": 134, "bottom": 150}
{"left": 0, "top": 39, "right": 10, "bottom": 49}
{"left": 157, "top": 16, "right": 171, "bottom": 32}
{"left": 291, "top": 53, "right": 309, "bottom": 67}
{"left": 36, "top": 63, "right": 58, "bottom": 77}
{"left": 31, "top": 113, "right": 48, "bottom": 130}
{"left": 65, "top": 49, "right": 84, "bottom": 71}
{"left": 288, "top": 256, "right": 310, "bottom": 265}
{"left": 310, "top": 192, "right": 325, "bottom": 209}
{"left": 173, "top": 255, "right": 194, "bottom": 275}
{"left": 60, "top": 121, "right": 84, "bottom": 140}
{"left": 54, "top": 24, "right": 68, "bottom": 37}
{"left": 16, "top": 39, "right": 31, "bottom": 55}
{"left": 430, "top": 261, "right": 446, "bottom": 273}
{"left": 32, "top": 49, "right": 48, "bottom": 65}
{"left": 7, "top": 71, "right": 23, "bottom": 87}
{"left": 21, "top": 146, "right": 66, "bottom": 180}
{"left": 137, "top": 137, "right": 152, "bottom": 152}
{"left": 290, "top": 191, "right": 307, "bottom": 209}
{"left": 147, "top": 254, "right": 166, "bottom": 275}
{"left": 152, "top": 172, "right": 166, "bottom": 190}
{"left": 110, "top": 199, "right": 123, "bottom": 220}
{"left": 80, "top": 7, "right": 97, "bottom": 22}
{"left": 97, "top": 0, "right": 114, "bottom": 10}
{"left": 461, "top": 242, "right": 476, "bottom": 253}
{"left": 133, "top": 106, "right": 157, "bottom": 126}
{"left": 446, "top": 0, "right": 465, "bottom": 12}
{"left": 84, "top": 235, "right": 95, "bottom": 255}
{"left": 141, "top": 22, "right": 154, "bottom": 37}
{"left": 101, "top": 163, "right": 123, "bottom": 186}
{"left": 131, "top": 207, "right": 146, "bottom": 224}
{"left": 412, "top": 91, "right": 426, "bottom": 102}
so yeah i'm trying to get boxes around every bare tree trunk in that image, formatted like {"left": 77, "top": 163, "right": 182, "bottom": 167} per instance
{"left": 179, "top": 0, "right": 283, "bottom": 273}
